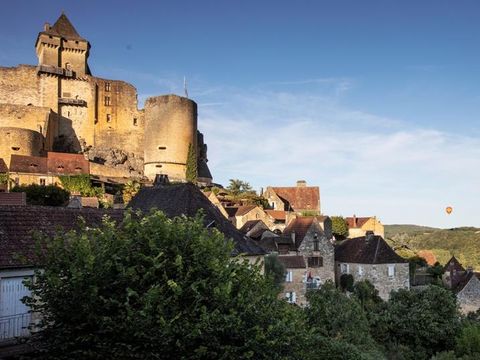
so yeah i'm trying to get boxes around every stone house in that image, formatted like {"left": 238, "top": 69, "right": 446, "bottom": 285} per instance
{"left": 335, "top": 234, "right": 410, "bottom": 300}
{"left": 7, "top": 152, "right": 89, "bottom": 188}
{"left": 239, "top": 220, "right": 278, "bottom": 241}
{"left": 263, "top": 180, "right": 320, "bottom": 214}
{"left": 259, "top": 216, "right": 335, "bottom": 306}
{"left": 443, "top": 256, "right": 480, "bottom": 314}
{"left": 224, "top": 205, "right": 273, "bottom": 230}
{"left": 346, "top": 215, "right": 384, "bottom": 238}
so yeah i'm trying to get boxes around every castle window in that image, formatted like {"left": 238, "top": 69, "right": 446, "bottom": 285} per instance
{"left": 39, "top": 178, "right": 46, "bottom": 186}
{"left": 106, "top": 114, "right": 111, "bottom": 123}
{"left": 105, "top": 82, "right": 111, "bottom": 92}
{"left": 155, "top": 165, "right": 163, "bottom": 168}
{"left": 105, "top": 96, "right": 111, "bottom": 106}
{"left": 158, "top": 146, "right": 166, "bottom": 150}
{"left": 133, "top": 118, "right": 137, "bottom": 126}
{"left": 11, "top": 147, "right": 20, "bottom": 151}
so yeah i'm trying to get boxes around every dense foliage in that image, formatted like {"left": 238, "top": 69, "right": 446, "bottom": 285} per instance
{"left": 11, "top": 184, "right": 70, "bottom": 206}
{"left": 24, "top": 212, "right": 479, "bottom": 360}
{"left": 185, "top": 143, "right": 197, "bottom": 183}
{"left": 331, "top": 216, "right": 349, "bottom": 239}
{"left": 58, "top": 174, "right": 103, "bottom": 197}
{"left": 122, "top": 180, "right": 141, "bottom": 204}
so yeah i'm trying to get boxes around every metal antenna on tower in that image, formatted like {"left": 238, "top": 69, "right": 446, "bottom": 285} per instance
{"left": 184, "top": 76, "right": 188, "bottom": 98}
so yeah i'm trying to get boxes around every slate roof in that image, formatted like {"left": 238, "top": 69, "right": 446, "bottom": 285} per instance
{"left": 0, "top": 193, "right": 26, "bottom": 206}
{"left": 128, "top": 183, "right": 265, "bottom": 256}
{"left": 444, "top": 256, "right": 465, "bottom": 273}
{"left": 197, "top": 159, "right": 212, "bottom": 180}
{"left": 9, "top": 155, "right": 48, "bottom": 174}
{"left": 0, "top": 206, "right": 123, "bottom": 269}
{"left": 0, "top": 158, "right": 7, "bottom": 173}
{"left": 40, "top": 13, "right": 86, "bottom": 42}
{"left": 346, "top": 216, "right": 371, "bottom": 228}
{"left": 239, "top": 220, "right": 270, "bottom": 240}
{"left": 335, "top": 235, "right": 407, "bottom": 264}
{"left": 455, "top": 271, "right": 480, "bottom": 293}
{"left": 270, "top": 186, "right": 319, "bottom": 211}
{"left": 278, "top": 255, "right": 306, "bottom": 269}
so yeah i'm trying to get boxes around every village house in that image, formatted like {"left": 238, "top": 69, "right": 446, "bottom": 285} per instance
{"left": 224, "top": 205, "right": 273, "bottom": 230}
{"left": 258, "top": 216, "right": 335, "bottom": 306}
{"left": 443, "top": 256, "right": 480, "bottom": 314}
{"left": 263, "top": 180, "right": 320, "bottom": 214}
{"left": 264, "top": 209, "right": 296, "bottom": 233}
{"left": 239, "top": 220, "right": 278, "bottom": 241}
{"left": 346, "top": 215, "right": 384, "bottom": 238}
{"left": 203, "top": 191, "right": 230, "bottom": 218}
{"left": 334, "top": 234, "right": 410, "bottom": 300}
{"left": 7, "top": 152, "right": 89, "bottom": 188}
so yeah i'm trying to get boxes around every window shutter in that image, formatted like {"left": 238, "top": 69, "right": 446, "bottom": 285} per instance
{"left": 292, "top": 292, "right": 297, "bottom": 303}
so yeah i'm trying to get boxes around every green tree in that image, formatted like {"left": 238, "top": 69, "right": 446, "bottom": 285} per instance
{"left": 122, "top": 180, "right": 141, "bottom": 204}
{"left": 376, "top": 286, "right": 460, "bottom": 359}
{"left": 24, "top": 211, "right": 306, "bottom": 359}
{"left": 340, "top": 273, "right": 354, "bottom": 292}
{"left": 11, "top": 184, "right": 70, "bottom": 206}
{"left": 58, "top": 174, "right": 103, "bottom": 197}
{"left": 185, "top": 143, "right": 197, "bottom": 183}
{"left": 305, "top": 282, "right": 379, "bottom": 354}
{"left": 331, "top": 216, "right": 349, "bottom": 240}
{"left": 264, "top": 253, "right": 286, "bottom": 290}
{"left": 226, "top": 179, "right": 253, "bottom": 196}
{"left": 456, "top": 324, "right": 480, "bottom": 358}
{"left": 427, "top": 261, "right": 445, "bottom": 284}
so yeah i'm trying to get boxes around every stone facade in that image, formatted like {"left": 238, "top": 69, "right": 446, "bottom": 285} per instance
{"left": 334, "top": 262, "right": 410, "bottom": 300}
{"left": 0, "top": 14, "right": 212, "bottom": 185}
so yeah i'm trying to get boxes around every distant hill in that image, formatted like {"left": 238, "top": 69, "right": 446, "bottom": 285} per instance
{"left": 384, "top": 225, "right": 480, "bottom": 270}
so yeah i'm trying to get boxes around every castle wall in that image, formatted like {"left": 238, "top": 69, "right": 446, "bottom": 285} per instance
{"left": 0, "top": 66, "right": 40, "bottom": 106}
{"left": 0, "top": 128, "right": 44, "bottom": 167}
{"left": 144, "top": 95, "right": 197, "bottom": 181}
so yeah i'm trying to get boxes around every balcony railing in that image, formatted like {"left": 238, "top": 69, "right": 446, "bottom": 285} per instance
{"left": 0, "top": 313, "right": 32, "bottom": 341}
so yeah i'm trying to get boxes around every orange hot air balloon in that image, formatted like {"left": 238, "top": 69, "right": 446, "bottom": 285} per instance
{"left": 446, "top": 206, "right": 453, "bottom": 215}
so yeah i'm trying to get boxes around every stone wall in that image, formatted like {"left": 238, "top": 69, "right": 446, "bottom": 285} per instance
{"left": 234, "top": 207, "right": 274, "bottom": 229}
{"left": 0, "top": 128, "right": 44, "bottom": 167}
{"left": 144, "top": 95, "right": 197, "bottom": 181}
{"left": 282, "top": 267, "right": 310, "bottom": 306}
{"left": 0, "top": 66, "right": 40, "bottom": 106}
{"left": 335, "top": 262, "right": 410, "bottom": 300}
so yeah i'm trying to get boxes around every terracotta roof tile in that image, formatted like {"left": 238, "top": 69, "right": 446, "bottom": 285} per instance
{"left": 9, "top": 155, "right": 48, "bottom": 174}
{"left": 47, "top": 152, "right": 89, "bottom": 175}
{"left": 0, "top": 206, "right": 123, "bottom": 269}
{"left": 278, "top": 255, "right": 306, "bottom": 269}
{"left": 346, "top": 217, "right": 371, "bottom": 228}
{"left": 265, "top": 210, "right": 287, "bottom": 221}
{"left": 270, "top": 186, "right": 319, "bottom": 212}
{"left": 417, "top": 250, "right": 437, "bottom": 266}
{"left": 335, "top": 235, "right": 406, "bottom": 264}
{"left": 283, "top": 217, "right": 315, "bottom": 248}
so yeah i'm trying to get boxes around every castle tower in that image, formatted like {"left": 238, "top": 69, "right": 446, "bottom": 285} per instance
{"left": 144, "top": 95, "right": 197, "bottom": 181}
{"left": 35, "top": 13, "right": 90, "bottom": 76}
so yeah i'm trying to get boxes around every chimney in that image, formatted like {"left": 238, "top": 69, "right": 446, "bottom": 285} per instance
{"left": 296, "top": 180, "right": 307, "bottom": 187}
{"left": 44, "top": 23, "right": 51, "bottom": 31}
{"left": 260, "top": 187, "right": 263, "bottom": 196}
{"left": 352, "top": 214, "right": 357, "bottom": 227}
{"left": 154, "top": 174, "right": 169, "bottom": 187}
{"left": 365, "top": 231, "right": 375, "bottom": 243}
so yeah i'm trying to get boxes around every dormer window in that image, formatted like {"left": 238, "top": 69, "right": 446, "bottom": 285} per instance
{"left": 57, "top": 165, "right": 65, "bottom": 171}
{"left": 75, "top": 167, "right": 82, "bottom": 172}
{"left": 30, "top": 163, "right": 38, "bottom": 168}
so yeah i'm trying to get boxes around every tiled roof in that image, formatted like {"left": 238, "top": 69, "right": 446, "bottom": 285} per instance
{"left": 265, "top": 210, "right": 287, "bottom": 221}
{"left": 9, "top": 155, "right": 48, "bottom": 174}
{"left": 0, "top": 158, "right": 7, "bottom": 173}
{"left": 278, "top": 255, "right": 306, "bottom": 269}
{"left": 128, "top": 183, "right": 266, "bottom": 256}
{"left": 0, "top": 193, "right": 27, "bottom": 206}
{"left": 335, "top": 235, "right": 407, "bottom": 264}
{"left": 270, "top": 186, "right": 319, "bottom": 211}
{"left": 47, "top": 152, "right": 89, "bottom": 175}
{"left": 417, "top": 250, "right": 437, "bottom": 266}
{"left": 346, "top": 216, "right": 371, "bottom": 228}
{"left": 40, "top": 13, "right": 86, "bottom": 41}
{"left": 282, "top": 217, "right": 319, "bottom": 249}
{"left": 0, "top": 206, "right": 123, "bottom": 269}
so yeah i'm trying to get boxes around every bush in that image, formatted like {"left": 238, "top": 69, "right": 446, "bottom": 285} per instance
{"left": 340, "top": 273, "right": 354, "bottom": 292}
{"left": 11, "top": 184, "right": 69, "bottom": 206}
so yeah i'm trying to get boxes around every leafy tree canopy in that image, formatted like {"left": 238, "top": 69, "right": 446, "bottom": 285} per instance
{"left": 331, "top": 216, "right": 349, "bottom": 239}
{"left": 227, "top": 179, "right": 253, "bottom": 196}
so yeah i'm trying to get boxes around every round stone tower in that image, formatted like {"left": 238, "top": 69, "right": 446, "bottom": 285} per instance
{"left": 0, "top": 127, "right": 45, "bottom": 167}
{"left": 143, "top": 95, "right": 197, "bottom": 181}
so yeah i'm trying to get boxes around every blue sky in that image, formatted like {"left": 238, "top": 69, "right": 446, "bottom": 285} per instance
{"left": 1, "top": 1, "right": 480, "bottom": 227}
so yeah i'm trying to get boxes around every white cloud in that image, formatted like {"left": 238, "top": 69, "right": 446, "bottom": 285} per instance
{"left": 197, "top": 84, "right": 480, "bottom": 228}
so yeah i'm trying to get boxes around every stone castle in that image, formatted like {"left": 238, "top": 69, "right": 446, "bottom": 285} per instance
{"left": 0, "top": 13, "right": 212, "bottom": 185}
